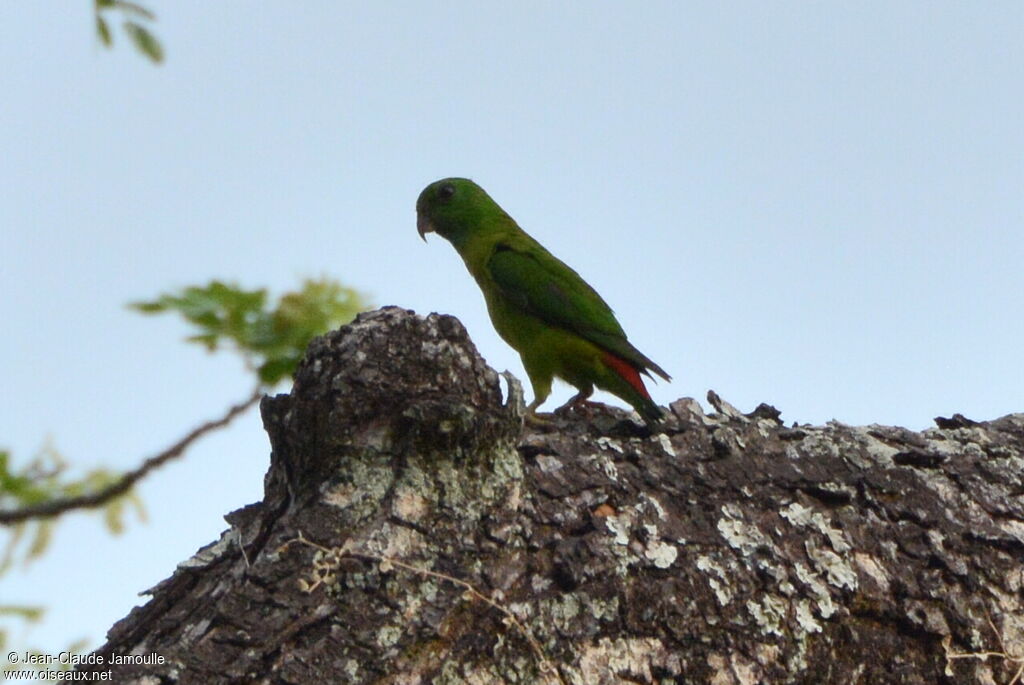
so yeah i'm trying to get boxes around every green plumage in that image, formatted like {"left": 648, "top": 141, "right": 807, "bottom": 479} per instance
{"left": 416, "top": 178, "right": 669, "bottom": 423}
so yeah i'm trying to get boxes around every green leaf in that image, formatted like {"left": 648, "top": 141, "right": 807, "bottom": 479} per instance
{"left": 131, "top": 279, "right": 367, "bottom": 385}
{"left": 0, "top": 605, "right": 45, "bottom": 622}
{"left": 125, "top": 490, "right": 148, "bottom": 524}
{"left": 185, "top": 333, "right": 220, "bottom": 350}
{"left": 0, "top": 524, "right": 26, "bottom": 575}
{"left": 1, "top": 447, "right": 139, "bottom": 573}
{"left": 112, "top": 0, "right": 156, "bottom": 20}
{"left": 257, "top": 356, "right": 299, "bottom": 385}
{"left": 129, "top": 300, "right": 168, "bottom": 313}
{"left": 25, "top": 521, "right": 52, "bottom": 562}
{"left": 103, "top": 498, "right": 125, "bottom": 535}
{"left": 96, "top": 16, "right": 113, "bottom": 47}
{"left": 130, "top": 279, "right": 367, "bottom": 385}
{"left": 123, "top": 21, "right": 164, "bottom": 64}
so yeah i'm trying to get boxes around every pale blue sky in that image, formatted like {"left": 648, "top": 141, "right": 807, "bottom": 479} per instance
{"left": 2, "top": 1, "right": 1022, "bottom": 657}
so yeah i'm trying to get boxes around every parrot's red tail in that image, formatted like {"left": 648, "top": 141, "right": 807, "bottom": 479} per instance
{"left": 601, "top": 351, "right": 651, "bottom": 400}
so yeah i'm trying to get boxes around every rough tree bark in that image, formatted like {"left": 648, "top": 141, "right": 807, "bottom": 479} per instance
{"left": 71, "top": 307, "right": 1024, "bottom": 684}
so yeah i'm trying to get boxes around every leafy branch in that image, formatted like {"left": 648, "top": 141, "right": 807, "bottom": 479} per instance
{"left": 0, "top": 278, "right": 367, "bottom": 526}
{"left": 94, "top": 0, "right": 164, "bottom": 64}
{"left": 130, "top": 279, "right": 367, "bottom": 384}
{"left": 1, "top": 278, "right": 365, "bottom": 661}
{"left": 0, "top": 390, "right": 259, "bottom": 526}
{"left": 0, "top": 443, "right": 144, "bottom": 553}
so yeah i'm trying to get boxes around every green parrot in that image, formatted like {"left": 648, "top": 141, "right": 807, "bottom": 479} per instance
{"left": 416, "top": 178, "right": 670, "bottom": 424}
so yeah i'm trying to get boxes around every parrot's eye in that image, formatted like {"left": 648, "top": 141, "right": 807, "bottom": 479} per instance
{"left": 438, "top": 183, "right": 456, "bottom": 201}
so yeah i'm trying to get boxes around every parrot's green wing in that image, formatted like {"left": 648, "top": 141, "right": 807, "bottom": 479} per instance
{"left": 487, "top": 243, "right": 671, "bottom": 381}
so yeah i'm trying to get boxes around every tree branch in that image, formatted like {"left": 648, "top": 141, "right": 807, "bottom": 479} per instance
{"left": 0, "top": 389, "right": 263, "bottom": 525}
{"left": 66, "top": 309, "right": 1024, "bottom": 684}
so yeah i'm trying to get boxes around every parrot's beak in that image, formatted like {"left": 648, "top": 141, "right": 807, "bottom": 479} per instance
{"left": 417, "top": 213, "right": 434, "bottom": 242}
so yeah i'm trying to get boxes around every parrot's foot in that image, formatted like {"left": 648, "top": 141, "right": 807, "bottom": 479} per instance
{"left": 523, "top": 397, "right": 556, "bottom": 428}
{"left": 553, "top": 389, "right": 598, "bottom": 418}
{"left": 524, "top": 410, "right": 556, "bottom": 428}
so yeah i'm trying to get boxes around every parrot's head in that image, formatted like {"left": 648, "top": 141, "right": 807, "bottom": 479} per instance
{"left": 416, "top": 177, "right": 504, "bottom": 248}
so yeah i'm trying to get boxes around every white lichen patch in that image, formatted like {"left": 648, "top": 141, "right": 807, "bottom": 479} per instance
{"left": 814, "top": 481, "right": 857, "bottom": 501}
{"left": 587, "top": 452, "right": 619, "bottom": 481}
{"left": 997, "top": 517, "right": 1024, "bottom": 547}
{"left": 794, "top": 562, "right": 837, "bottom": 618}
{"left": 366, "top": 523, "right": 426, "bottom": 560}
{"left": 1004, "top": 565, "right": 1024, "bottom": 595}
{"left": 479, "top": 445, "right": 525, "bottom": 498}
{"left": 178, "top": 530, "right": 234, "bottom": 570}
{"left": 535, "top": 454, "right": 564, "bottom": 473}
{"left": 181, "top": 617, "right": 212, "bottom": 643}
{"left": 544, "top": 592, "right": 582, "bottom": 633}
{"left": 596, "top": 436, "right": 625, "bottom": 454}
{"left": 924, "top": 429, "right": 990, "bottom": 455}
{"left": 640, "top": 494, "right": 668, "bottom": 521}
{"left": 761, "top": 563, "right": 796, "bottom": 596}
{"left": 850, "top": 426, "right": 900, "bottom": 466}
{"left": 644, "top": 540, "right": 678, "bottom": 569}
{"left": 434, "top": 460, "right": 471, "bottom": 509}
{"left": 697, "top": 555, "right": 734, "bottom": 606}
{"left": 655, "top": 433, "right": 676, "bottom": 457}
{"left": 605, "top": 512, "right": 633, "bottom": 546}
{"left": 796, "top": 432, "right": 841, "bottom": 461}
{"left": 717, "top": 505, "right": 773, "bottom": 557}
{"left": 506, "top": 601, "right": 534, "bottom": 624}
{"left": 531, "top": 574, "right": 552, "bottom": 593}
{"left": 805, "top": 539, "right": 857, "bottom": 591}
{"left": 747, "top": 594, "right": 788, "bottom": 636}
{"left": 756, "top": 419, "right": 777, "bottom": 439}
{"left": 574, "top": 637, "right": 680, "bottom": 685}
{"left": 588, "top": 595, "right": 620, "bottom": 623}
{"left": 795, "top": 599, "right": 822, "bottom": 634}
{"left": 376, "top": 624, "right": 402, "bottom": 648}
{"left": 343, "top": 659, "right": 360, "bottom": 680}
{"left": 780, "top": 502, "right": 852, "bottom": 552}
{"left": 419, "top": 579, "right": 439, "bottom": 604}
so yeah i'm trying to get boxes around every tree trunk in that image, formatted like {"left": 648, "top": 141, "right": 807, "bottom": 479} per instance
{"left": 71, "top": 307, "right": 1024, "bottom": 684}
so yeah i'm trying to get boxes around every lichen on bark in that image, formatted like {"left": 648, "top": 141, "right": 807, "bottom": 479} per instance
{"left": 71, "top": 307, "right": 1024, "bottom": 684}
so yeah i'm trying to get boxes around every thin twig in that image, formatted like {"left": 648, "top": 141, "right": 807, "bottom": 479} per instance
{"left": 943, "top": 604, "right": 1024, "bottom": 684}
{"left": 0, "top": 389, "right": 263, "bottom": 525}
